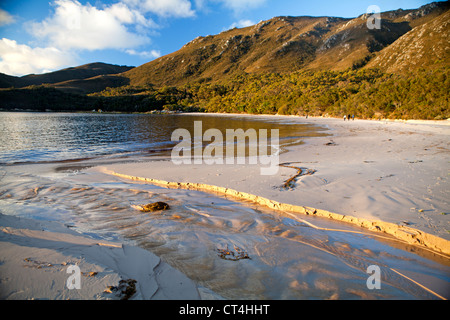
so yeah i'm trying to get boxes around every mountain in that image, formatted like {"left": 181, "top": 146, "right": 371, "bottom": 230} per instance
{"left": 366, "top": 6, "right": 450, "bottom": 72}
{"left": 0, "top": 62, "right": 134, "bottom": 93}
{"left": 123, "top": 1, "right": 449, "bottom": 87}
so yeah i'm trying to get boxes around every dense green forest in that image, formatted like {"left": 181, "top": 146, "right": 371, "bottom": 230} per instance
{"left": 1, "top": 67, "right": 448, "bottom": 120}
{"left": 90, "top": 67, "right": 449, "bottom": 120}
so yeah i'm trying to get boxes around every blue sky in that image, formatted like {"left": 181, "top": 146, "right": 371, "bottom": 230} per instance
{"left": 0, "top": 0, "right": 439, "bottom": 76}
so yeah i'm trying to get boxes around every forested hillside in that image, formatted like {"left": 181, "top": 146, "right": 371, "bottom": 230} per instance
{"left": 88, "top": 67, "right": 449, "bottom": 120}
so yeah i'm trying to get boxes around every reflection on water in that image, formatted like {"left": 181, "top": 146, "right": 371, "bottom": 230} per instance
{"left": 0, "top": 163, "right": 449, "bottom": 300}
{"left": 0, "top": 112, "right": 328, "bottom": 164}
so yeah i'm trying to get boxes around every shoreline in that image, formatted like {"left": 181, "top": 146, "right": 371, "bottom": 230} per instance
{"left": 103, "top": 168, "right": 450, "bottom": 257}
{"left": 1, "top": 108, "right": 449, "bottom": 127}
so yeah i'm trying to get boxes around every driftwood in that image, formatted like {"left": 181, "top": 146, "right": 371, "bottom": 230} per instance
{"left": 216, "top": 244, "right": 250, "bottom": 261}
{"left": 279, "top": 162, "right": 316, "bottom": 190}
{"left": 131, "top": 201, "right": 170, "bottom": 212}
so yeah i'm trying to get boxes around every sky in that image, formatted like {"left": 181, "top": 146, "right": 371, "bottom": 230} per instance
{"left": 0, "top": 0, "right": 440, "bottom": 76}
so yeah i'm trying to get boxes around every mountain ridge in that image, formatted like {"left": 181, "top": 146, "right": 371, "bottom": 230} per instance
{"left": 0, "top": 62, "right": 134, "bottom": 93}
{"left": 122, "top": 1, "right": 449, "bottom": 87}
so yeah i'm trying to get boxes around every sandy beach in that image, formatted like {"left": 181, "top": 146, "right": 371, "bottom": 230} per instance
{"left": 1, "top": 114, "right": 449, "bottom": 300}
{"left": 102, "top": 115, "right": 450, "bottom": 243}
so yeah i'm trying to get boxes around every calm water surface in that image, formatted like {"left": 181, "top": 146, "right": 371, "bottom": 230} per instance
{"left": 0, "top": 112, "right": 327, "bottom": 164}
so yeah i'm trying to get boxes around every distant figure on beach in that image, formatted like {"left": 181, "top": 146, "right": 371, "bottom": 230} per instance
{"left": 352, "top": 114, "right": 355, "bottom": 121}
{"left": 306, "top": 114, "right": 308, "bottom": 119}
{"left": 348, "top": 114, "right": 351, "bottom": 122}
{"left": 344, "top": 115, "right": 347, "bottom": 121}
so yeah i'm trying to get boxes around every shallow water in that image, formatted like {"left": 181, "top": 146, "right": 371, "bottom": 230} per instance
{"left": 0, "top": 161, "right": 449, "bottom": 300}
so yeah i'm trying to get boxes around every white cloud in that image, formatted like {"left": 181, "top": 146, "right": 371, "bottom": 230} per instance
{"left": 28, "top": 0, "right": 153, "bottom": 51}
{"left": 228, "top": 19, "right": 255, "bottom": 29}
{"left": 0, "top": 0, "right": 199, "bottom": 76}
{"left": 126, "top": 48, "right": 161, "bottom": 59}
{"left": 0, "top": 38, "right": 76, "bottom": 76}
{"left": 0, "top": 9, "right": 15, "bottom": 26}
{"left": 124, "top": 0, "right": 196, "bottom": 18}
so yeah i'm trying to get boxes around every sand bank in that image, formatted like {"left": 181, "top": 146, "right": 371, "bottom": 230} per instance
{"left": 98, "top": 115, "right": 450, "bottom": 256}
